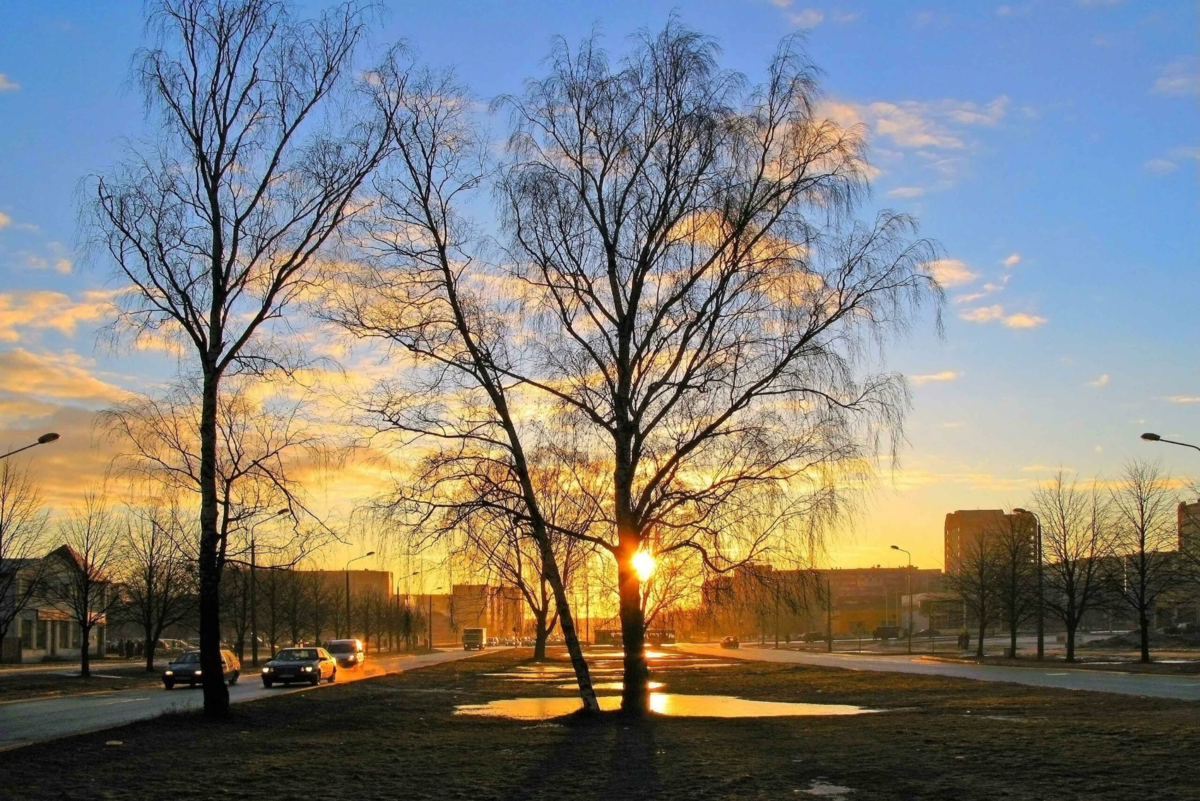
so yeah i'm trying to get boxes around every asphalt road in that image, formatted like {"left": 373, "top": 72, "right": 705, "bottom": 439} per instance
{"left": 679, "top": 643, "right": 1200, "bottom": 700}
{"left": 0, "top": 648, "right": 499, "bottom": 751}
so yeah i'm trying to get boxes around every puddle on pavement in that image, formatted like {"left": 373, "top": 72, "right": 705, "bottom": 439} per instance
{"left": 455, "top": 694, "right": 877, "bottom": 720}
{"left": 555, "top": 681, "right": 666, "bottom": 691}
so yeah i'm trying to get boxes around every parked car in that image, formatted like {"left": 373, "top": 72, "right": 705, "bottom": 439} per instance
{"left": 915, "top": 628, "right": 941, "bottom": 638}
{"left": 720, "top": 636, "right": 740, "bottom": 649}
{"left": 163, "top": 650, "right": 240, "bottom": 689}
{"left": 261, "top": 647, "right": 337, "bottom": 687}
{"left": 873, "top": 625, "right": 901, "bottom": 640}
{"left": 325, "top": 638, "right": 366, "bottom": 668}
{"left": 800, "top": 631, "right": 826, "bottom": 643}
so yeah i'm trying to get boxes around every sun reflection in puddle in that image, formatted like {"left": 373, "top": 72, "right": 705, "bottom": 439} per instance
{"left": 554, "top": 681, "right": 666, "bottom": 691}
{"left": 455, "top": 694, "right": 877, "bottom": 720}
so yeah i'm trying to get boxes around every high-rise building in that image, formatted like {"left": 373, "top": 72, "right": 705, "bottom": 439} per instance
{"left": 1179, "top": 500, "right": 1200, "bottom": 552}
{"left": 944, "top": 508, "right": 1036, "bottom": 573}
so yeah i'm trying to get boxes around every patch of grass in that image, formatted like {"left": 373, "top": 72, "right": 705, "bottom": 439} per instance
{"left": 1, "top": 649, "right": 1197, "bottom": 800}
{"left": 0, "top": 664, "right": 164, "bottom": 703}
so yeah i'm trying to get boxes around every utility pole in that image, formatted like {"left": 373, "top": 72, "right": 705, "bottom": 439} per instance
{"left": 891, "top": 546, "right": 913, "bottom": 655}
{"left": 250, "top": 537, "right": 258, "bottom": 667}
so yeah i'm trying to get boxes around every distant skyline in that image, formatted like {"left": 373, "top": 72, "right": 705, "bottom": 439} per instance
{"left": 0, "top": 1, "right": 1196, "bottom": 574}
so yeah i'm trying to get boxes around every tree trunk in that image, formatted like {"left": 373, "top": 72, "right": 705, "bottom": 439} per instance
{"left": 1065, "top": 620, "right": 1076, "bottom": 663}
{"left": 1008, "top": 621, "right": 1018, "bottom": 659}
{"left": 618, "top": 556, "right": 650, "bottom": 713}
{"left": 144, "top": 625, "right": 158, "bottom": 672}
{"left": 79, "top": 624, "right": 91, "bottom": 677}
{"left": 198, "top": 371, "right": 229, "bottom": 718}
{"left": 1139, "top": 612, "right": 1151, "bottom": 664}
{"left": 531, "top": 525, "right": 598, "bottom": 712}
{"left": 533, "top": 610, "right": 548, "bottom": 661}
{"left": 976, "top": 619, "right": 987, "bottom": 658}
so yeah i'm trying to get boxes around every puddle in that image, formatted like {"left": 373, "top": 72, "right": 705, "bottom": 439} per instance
{"left": 801, "top": 780, "right": 854, "bottom": 797}
{"left": 455, "top": 694, "right": 877, "bottom": 720}
{"left": 555, "top": 681, "right": 666, "bottom": 691}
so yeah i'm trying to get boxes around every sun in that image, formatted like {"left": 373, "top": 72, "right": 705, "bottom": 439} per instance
{"left": 632, "top": 550, "right": 656, "bottom": 582}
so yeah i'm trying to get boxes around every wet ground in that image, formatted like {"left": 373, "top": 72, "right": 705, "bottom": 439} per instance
{"left": 1, "top": 647, "right": 1197, "bottom": 800}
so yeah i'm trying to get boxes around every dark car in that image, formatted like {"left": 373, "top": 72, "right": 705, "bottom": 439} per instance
{"left": 801, "top": 631, "right": 826, "bottom": 643}
{"left": 915, "top": 628, "right": 940, "bottom": 638}
{"left": 325, "top": 639, "right": 366, "bottom": 669}
{"left": 163, "top": 650, "right": 240, "bottom": 689}
{"left": 720, "top": 636, "right": 740, "bottom": 649}
{"left": 261, "top": 647, "right": 337, "bottom": 687}
{"left": 873, "top": 625, "right": 901, "bottom": 640}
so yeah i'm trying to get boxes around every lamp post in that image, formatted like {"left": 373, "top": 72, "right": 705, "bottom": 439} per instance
{"left": 1141, "top": 432, "right": 1200, "bottom": 454}
{"left": 1013, "top": 507, "right": 1044, "bottom": 661}
{"left": 890, "top": 545, "right": 913, "bottom": 655}
{"left": 0, "top": 432, "right": 60, "bottom": 461}
{"left": 345, "top": 551, "right": 375, "bottom": 639}
{"left": 428, "top": 586, "right": 443, "bottom": 650}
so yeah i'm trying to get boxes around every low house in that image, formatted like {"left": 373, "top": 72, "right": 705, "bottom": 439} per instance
{"left": 0, "top": 546, "right": 110, "bottom": 663}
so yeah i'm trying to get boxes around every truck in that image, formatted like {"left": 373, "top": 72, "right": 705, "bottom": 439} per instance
{"left": 462, "top": 627, "right": 487, "bottom": 651}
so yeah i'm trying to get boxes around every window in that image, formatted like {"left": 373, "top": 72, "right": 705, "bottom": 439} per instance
{"left": 20, "top": 619, "right": 33, "bottom": 649}
{"left": 59, "top": 623, "right": 70, "bottom": 649}
{"left": 72, "top": 626, "right": 81, "bottom": 648}
{"left": 36, "top": 621, "right": 47, "bottom": 649}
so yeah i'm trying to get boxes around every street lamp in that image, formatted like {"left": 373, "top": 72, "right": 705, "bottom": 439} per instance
{"left": 345, "top": 551, "right": 375, "bottom": 639}
{"left": 250, "top": 508, "right": 292, "bottom": 666}
{"left": 1013, "top": 507, "right": 1044, "bottom": 661}
{"left": 890, "top": 545, "right": 913, "bottom": 655}
{"left": 0, "top": 432, "right": 60, "bottom": 461}
{"left": 1141, "top": 432, "right": 1200, "bottom": 454}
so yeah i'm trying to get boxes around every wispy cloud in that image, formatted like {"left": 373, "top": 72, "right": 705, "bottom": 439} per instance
{"left": 1089, "top": 373, "right": 1110, "bottom": 387}
{"left": 1144, "top": 147, "right": 1200, "bottom": 175}
{"left": 911, "top": 370, "right": 959, "bottom": 385}
{"left": 959, "top": 304, "right": 1005, "bottom": 323}
{"left": 0, "top": 74, "right": 19, "bottom": 92}
{"left": 959, "top": 304, "right": 1046, "bottom": 329}
{"left": 0, "top": 349, "right": 127, "bottom": 406}
{"left": 0, "top": 289, "right": 115, "bottom": 341}
{"left": 1164, "top": 395, "right": 1200, "bottom": 404}
{"left": 787, "top": 8, "right": 824, "bottom": 27}
{"left": 0, "top": 211, "right": 11, "bottom": 229}
{"left": 1003, "top": 312, "right": 1046, "bottom": 329}
{"left": 925, "top": 258, "right": 977, "bottom": 287}
{"left": 1003, "top": 252, "right": 1021, "bottom": 267}
{"left": 1152, "top": 57, "right": 1198, "bottom": 97}
{"left": 886, "top": 186, "right": 925, "bottom": 199}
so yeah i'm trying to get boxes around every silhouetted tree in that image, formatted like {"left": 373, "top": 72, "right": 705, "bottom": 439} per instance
{"left": 1107, "top": 460, "right": 1182, "bottom": 663}
{"left": 992, "top": 513, "right": 1038, "bottom": 658}
{"left": 89, "top": 0, "right": 396, "bottom": 717}
{"left": 121, "top": 501, "right": 196, "bottom": 670}
{"left": 329, "top": 22, "right": 940, "bottom": 713}
{"left": 945, "top": 526, "right": 1003, "bottom": 658}
{"left": 42, "top": 494, "right": 124, "bottom": 677}
{"left": 1032, "top": 472, "right": 1114, "bottom": 662}
{"left": 0, "top": 460, "right": 49, "bottom": 647}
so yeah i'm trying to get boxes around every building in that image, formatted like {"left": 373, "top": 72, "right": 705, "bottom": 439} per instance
{"left": 0, "top": 546, "right": 110, "bottom": 663}
{"left": 1179, "top": 499, "right": 1200, "bottom": 552}
{"left": 944, "top": 509, "right": 1037, "bottom": 573}
{"left": 299, "top": 569, "right": 393, "bottom": 599}
{"left": 407, "top": 584, "right": 525, "bottom": 646}
{"left": 698, "top": 563, "right": 942, "bottom": 639}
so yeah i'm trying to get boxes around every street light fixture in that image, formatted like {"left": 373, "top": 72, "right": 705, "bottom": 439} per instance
{"left": 890, "top": 545, "right": 913, "bottom": 655}
{"left": 1141, "top": 432, "right": 1200, "bottom": 454}
{"left": 0, "top": 432, "right": 61, "bottom": 461}
{"left": 1012, "top": 507, "right": 1044, "bottom": 661}
{"left": 345, "top": 551, "right": 376, "bottom": 639}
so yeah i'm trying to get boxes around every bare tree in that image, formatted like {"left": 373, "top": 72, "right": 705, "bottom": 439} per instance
{"left": 303, "top": 570, "right": 336, "bottom": 647}
{"left": 0, "top": 460, "right": 49, "bottom": 646}
{"left": 121, "top": 501, "right": 197, "bottom": 670}
{"left": 992, "top": 513, "right": 1038, "bottom": 658}
{"left": 945, "top": 527, "right": 1003, "bottom": 658}
{"left": 220, "top": 563, "right": 253, "bottom": 661}
{"left": 494, "top": 24, "right": 941, "bottom": 711}
{"left": 1107, "top": 460, "right": 1182, "bottom": 663}
{"left": 42, "top": 495, "right": 124, "bottom": 677}
{"left": 329, "top": 23, "right": 939, "bottom": 712}
{"left": 1031, "top": 472, "right": 1114, "bottom": 662}
{"left": 88, "top": 0, "right": 396, "bottom": 717}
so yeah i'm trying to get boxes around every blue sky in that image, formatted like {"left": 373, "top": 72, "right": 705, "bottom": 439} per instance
{"left": 0, "top": 0, "right": 1196, "bottom": 573}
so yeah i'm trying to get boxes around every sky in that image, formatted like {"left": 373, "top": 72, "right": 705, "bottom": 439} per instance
{"left": 0, "top": 0, "right": 1196, "bottom": 579}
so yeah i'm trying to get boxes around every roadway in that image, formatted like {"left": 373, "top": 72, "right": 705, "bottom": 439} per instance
{"left": 0, "top": 648, "right": 496, "bottom": 751}
{"left": 679, "top": 643, "right": 1200, "bottom": 701}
